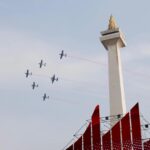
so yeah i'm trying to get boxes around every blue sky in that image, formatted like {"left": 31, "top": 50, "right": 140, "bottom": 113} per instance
{"left": 0, "top": 0, "right": 150, "bottom": 150}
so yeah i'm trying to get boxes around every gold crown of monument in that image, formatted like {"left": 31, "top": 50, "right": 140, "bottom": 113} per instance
{"left": 108, "top": 15, "right": 118, "bottom": 30}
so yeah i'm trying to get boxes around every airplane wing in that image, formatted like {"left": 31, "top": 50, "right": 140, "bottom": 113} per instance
{"left": 25, "top": 72, "right": 28, "bottom": 77}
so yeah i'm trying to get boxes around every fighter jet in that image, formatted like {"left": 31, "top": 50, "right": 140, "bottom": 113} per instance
{"left": 59, "top": 50, "right": 67, "bottom": 59}
{"left": 39, "top": 59, "right": 46, "bottom": 68}
{"left": 32, "top": 82, "right": 38, "bottom": 90}
{"left": 43, "top": 93, "right": 49, "bottom": 101}
{"left": 25, "top": 69, "right": 32, "bottom": 78}
{"left": 51, "top": 74, "right": 58, "bottom": 84}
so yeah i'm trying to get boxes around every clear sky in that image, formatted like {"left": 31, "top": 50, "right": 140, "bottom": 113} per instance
{"left": 0, "top": 0, "right": 150, "bottom": 150}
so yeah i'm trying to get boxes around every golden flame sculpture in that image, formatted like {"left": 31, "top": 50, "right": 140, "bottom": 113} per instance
{"left": 108, "top": 15, "right": 118, "bottom": 30}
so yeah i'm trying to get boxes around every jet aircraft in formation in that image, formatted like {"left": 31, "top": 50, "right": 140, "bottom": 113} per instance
{"left": 51, "top": 74, "right": 58, "bottom": 84}
{"left": 59, "top": 50, "right": 67, "bottom": 59}
{"left": 39, "top": 59, "right": 46, "bottom": 68}
{"left": 25, "top": 69, "right": 32, "bottom": 78}
{"left": 43, "top": 93, "right": 49, "bottom": 101}
{"left": 25, "top": 51, "right": 66, "bottom": 100}
{"left": 32, "top": 82, "right": 38, "bottom": 90}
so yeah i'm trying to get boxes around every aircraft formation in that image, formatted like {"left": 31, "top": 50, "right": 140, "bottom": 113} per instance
{"left": 25, "top": 50, "right": 67, "bottom": 101}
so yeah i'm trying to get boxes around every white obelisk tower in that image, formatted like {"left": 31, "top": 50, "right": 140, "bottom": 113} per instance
{"left": 100, "top": 16, "right": 127, "bottom": 126}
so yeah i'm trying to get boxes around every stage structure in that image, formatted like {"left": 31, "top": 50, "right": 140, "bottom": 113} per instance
{"left": 65, "top": 104, "right": 150, "bottom": 150}
{"left": 64, "top": 16, "right": 150, "bottom": 150}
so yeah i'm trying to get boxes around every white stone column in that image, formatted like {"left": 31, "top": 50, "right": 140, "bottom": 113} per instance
{"left": 100, "top": 18, "right": 127, "bottom": 126}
